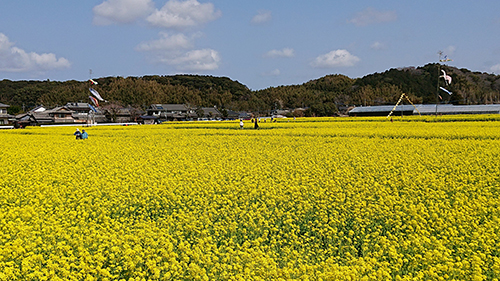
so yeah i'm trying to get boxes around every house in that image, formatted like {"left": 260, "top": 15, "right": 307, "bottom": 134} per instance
{"left": 65, "top": 102, "right": 93, "bottom": 123}
{"left": 226, "top": 110, "right": 242, "bottom": 120}
{"left": 104, "top": 106, "right": 143, "bottom": 123}
{"left": 65, "top": 102, "right": 107, "bottom": 123}
{"left": 65, "top": 102, "right": 92, "bottom": 115}
{"left": 17, "top": 105, "right": 78, "bottom": 125}
{"left": 147, "top": 104, "right": 197, "bottom": 121}
{"left": 45, "top": 106, "right": 76, "bottom": 123}
{"left": 15, "top": 103, "right": 110, "bottom": 126}
{"left": 32, "top": 105, "right": 48, "bottom": 113}
{"left": 198, "top": 107, "right": 222, "bottom": 120}
{"left": 16, "top": 106, "right": 52, "bottom": 127}
{"left": 0, "top": 103, "right": 14, "bottom": 125}
{"left": 137, "top": 115, "right": 159, "bottom": 125}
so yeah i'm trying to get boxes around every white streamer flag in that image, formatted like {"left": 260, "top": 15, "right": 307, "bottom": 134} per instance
{"left": 440, "top": 87, "right": 452, "bottom": 95}
{"left": 440, "top": 70, "right": 452, "bottom": 85}
{"left": 89, "top": 88, "right": 104, "bottom": 101}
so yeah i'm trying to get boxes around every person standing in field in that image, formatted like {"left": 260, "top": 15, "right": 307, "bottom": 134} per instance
{"left": 254, "top": 117, "right": 259, "bottom": 129}
{"left": 74, "top": 128, "right": 82, "bottom": 140}
{"left": 240, "top": 119, "right": 244, "bottom": 129}
{"left": 81, "top": 129, "right": 88, "bottom": 139}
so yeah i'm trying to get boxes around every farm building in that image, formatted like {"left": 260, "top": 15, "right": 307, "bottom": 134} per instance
{"left": 348, "top": 104, "right": 500, "bottom": 117}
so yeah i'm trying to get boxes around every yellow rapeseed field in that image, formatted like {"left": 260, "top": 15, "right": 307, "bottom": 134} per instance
{"left": 0, "top": 116, "right": 499, "bottom": 280}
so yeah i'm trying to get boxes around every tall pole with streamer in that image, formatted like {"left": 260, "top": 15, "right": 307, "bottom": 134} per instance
{"left": 436, "top": 51, "right": 443, "bottom": 116}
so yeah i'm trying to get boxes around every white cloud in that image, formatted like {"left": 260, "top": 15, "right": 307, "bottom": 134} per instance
{"left": 137, "top": 32, "right": 219, "bottom": 71}
{"left": 169, "top": 49, "right": 220, "bottom": 70}
{"left": 92, "top": 0, "right": 154, "bottom": 25}
{"left": 310, "top": 49, "right": 360, "bottom": 68}
{"left": 136, "top": 32, "right": 193, "bottom": 51}
{"left": 370, "top": 41, "right": 386, "bottom": 50}
{"left": 0, "top": 33, "right": 14, "bottom": 52}
{"left": 251, "top": 10, "right": 272, "bottom": 24}
{"left": 491, "top": 64, "right": 500, "bottom": 73}
{"left": 154, "top": 48, "right": 220, "bottom": 71}
{"left": 349, "top": 7, "right": 397, "bottom": 26}
{"left": 147, "top": 0, "right": 221, "bottom": 29}
{"left": 0, "top": 33, "right": 70, "bottom": 72}
{"left": 104, "top": 0, "right": 222, "bottom": 71}
{"left": 264, "top": 48, "right": 295, "bottom": 58}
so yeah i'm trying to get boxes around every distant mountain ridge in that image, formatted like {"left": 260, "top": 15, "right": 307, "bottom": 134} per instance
{"left": 1, "top": 63, "right": 499, "bottom": 116}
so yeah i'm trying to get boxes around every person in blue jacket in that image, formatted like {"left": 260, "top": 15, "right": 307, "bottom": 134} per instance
{"left": 81, "top": 129, "right": 88, "bottom": 139}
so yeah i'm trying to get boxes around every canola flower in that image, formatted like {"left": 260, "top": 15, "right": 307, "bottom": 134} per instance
{"left": 0, "top": 116, "right": 499, "bottom": 280}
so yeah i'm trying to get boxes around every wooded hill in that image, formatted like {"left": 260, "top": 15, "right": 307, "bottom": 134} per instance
{"left": 1, "top": 63, "right": 500, "bottom": 116}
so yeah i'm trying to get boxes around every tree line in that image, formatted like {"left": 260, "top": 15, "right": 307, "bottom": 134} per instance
{"left": 1, "top": 63, "right": 500, "bottom": 116}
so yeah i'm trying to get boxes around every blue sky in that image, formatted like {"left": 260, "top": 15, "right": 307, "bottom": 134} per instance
{"left": 1, "top": 0, "right": 500, "bottom": 90}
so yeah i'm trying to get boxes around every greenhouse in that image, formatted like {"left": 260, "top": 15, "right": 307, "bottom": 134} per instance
{"left": 348, "top": 104, "right": 500, "bottom": 117}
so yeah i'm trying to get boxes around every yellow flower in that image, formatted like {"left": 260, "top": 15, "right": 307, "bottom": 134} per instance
{"left": 0, "top": 116, "right": 499, "bottom": 279}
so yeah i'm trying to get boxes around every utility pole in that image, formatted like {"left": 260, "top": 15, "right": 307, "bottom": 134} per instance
{"left": 436, "top": 51, "right": 442, "bottom": 116}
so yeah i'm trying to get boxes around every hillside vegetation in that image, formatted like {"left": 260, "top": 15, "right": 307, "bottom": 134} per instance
{"left": 1, "top": 64, "right": 500, "bottom": 116}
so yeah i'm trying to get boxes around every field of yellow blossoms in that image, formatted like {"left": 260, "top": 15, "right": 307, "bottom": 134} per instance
{"left": 1, "top": 116, "right": 499, "bottom": 280}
